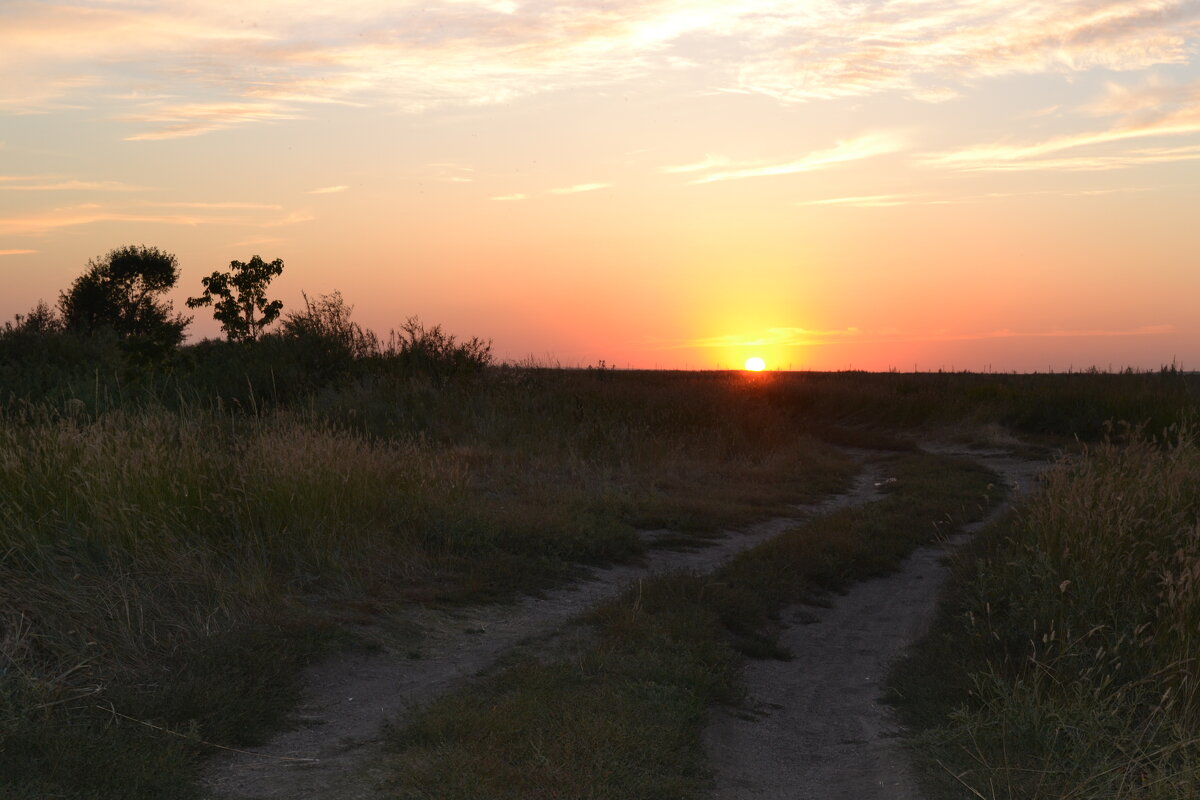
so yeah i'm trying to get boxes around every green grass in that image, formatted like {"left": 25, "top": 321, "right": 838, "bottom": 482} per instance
{"left": 889, "top": 425, "right": 1200, "bottom": 799}
{"left": 381, "top": 450, "right": 1002, "bottom": 799}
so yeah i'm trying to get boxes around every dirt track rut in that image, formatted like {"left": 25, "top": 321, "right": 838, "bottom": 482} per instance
{"left": 704, "top": 451, "right": 1045, "bottom": 800}
{"left": 204, "top": 462, "right": 885, "bottom": 799}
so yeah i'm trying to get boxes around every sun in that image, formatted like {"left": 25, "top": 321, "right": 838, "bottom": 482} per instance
{"left": 744, "top": 356, "right": 766, "bottom": 372}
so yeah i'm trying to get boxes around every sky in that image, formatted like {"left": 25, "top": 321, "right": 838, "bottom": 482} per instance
{"left": 2, "top": 0, "right": 1199, "bottom": 371}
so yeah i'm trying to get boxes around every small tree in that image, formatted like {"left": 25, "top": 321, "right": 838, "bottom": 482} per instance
{"left": 59, "top": 245, "right": 189, "bottom": 353}
{"left": 187, "top": 255, "right": 284, "bottom": 342}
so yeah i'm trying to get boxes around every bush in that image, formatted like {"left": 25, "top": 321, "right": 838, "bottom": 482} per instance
{"left": 278, "top": 291, "right": 379, "bottom": 386}
{"left": 0, "top": 304, "right": 128, "bottom": 405}
{"left": 385, "top": 317, "right": 492, "bottom": 379}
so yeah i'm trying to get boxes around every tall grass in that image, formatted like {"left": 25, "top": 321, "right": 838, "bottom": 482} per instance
{"left": 0, "top": 370, "right": 855, "bottom": 798}
{"left": 890, "top": 425, "right": 1200, "bottom": 799}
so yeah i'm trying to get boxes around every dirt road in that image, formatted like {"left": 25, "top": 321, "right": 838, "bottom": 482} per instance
{"left": 703, "top": 452, "right": 1044, "bottom": 800}
{"left": 204, "top": 463, "right": 884, "bottom": 799}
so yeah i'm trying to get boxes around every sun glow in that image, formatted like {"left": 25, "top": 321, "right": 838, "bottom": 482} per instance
{"left": 744, "top": 356, "right": 766, "bottom": 371}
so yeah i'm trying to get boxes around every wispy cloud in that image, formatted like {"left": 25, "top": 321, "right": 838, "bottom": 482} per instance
{"left": 799, "top": 193, "right": 920, "bottom": 207}
{"left": 669, "top": 324, "right": 1174, "bottom": 349}
{"left": 119, "top": 101, "right": 302, "bottom": 140}
{"left": 491, "top": 193, "right": 527, "bottom": 201}
{"left": 925, "top": 121, "right": 1200, "bottom": 171}
{"left": 427, "top": 163, "right": 474, "bottom": 183}
{"left": 681, "top": 327, "right": 861, "bottom": 349}
{"left": 661, "top": 154, "right": 732, "bottom": 174}
{"left": 691, "top": 133, "right": 905, "bottom": 184}
{"left": 0, "top": 249, "right": 38, "bottom": 256}
{"left": 152, "top": 201, "right": 284, "bottom": 209}
{"left": 737, "top": 1, "right": 1199, "bottom": 103}
{"left": 5, "top": 1, "right": 1195, "bottom": 136}
{"left": 925, "top": 76, "right": 1200, "bottom": 171}
{"left": 306, "top": 185, "right": 349, "bottom": 194}
{"left": 978, "top": 326, "right": 1173, "bottom": 340}
{"left": 549, "top": 182, "right": 611, "bottom": 194}
{"left": 0, "top": 178, "right": 148, "bottom": 191}
{"left": 0, "top": 203, "right": 312, "bottom": 237}
{"left": 798, "top": 186, "right": 1148, "bottom": 206}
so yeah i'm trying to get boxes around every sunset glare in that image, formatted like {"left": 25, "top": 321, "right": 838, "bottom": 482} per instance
{"left": 3, "top": 1, "right": 1199, "bottom": 371}
{"left": 744, "top": 357, "right": 766, "bottom": 372}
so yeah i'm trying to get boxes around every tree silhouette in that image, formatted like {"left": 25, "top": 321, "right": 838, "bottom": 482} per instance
{"left": 59, "top": 245, "right": 189, "bottom": 354}
{"left": 187, "top": 255, "right": 284, "bottom": 342}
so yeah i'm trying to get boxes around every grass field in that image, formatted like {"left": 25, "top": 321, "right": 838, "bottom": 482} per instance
{"left": 2, "top": 330, "right": 1199, "bottom": 799}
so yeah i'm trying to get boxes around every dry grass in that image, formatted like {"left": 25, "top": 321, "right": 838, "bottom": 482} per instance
{"left": 0, "top": 371, "right": 855, "bottom": 798}
{"left": 890, "top": 424, "right": 1200, "bottom": 799}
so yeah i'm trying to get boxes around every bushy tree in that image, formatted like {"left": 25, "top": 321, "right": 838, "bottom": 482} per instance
{"left": 58, "top": 245, "right": 189, "bottom": 354}
{"left": 187, "top": 255, "right": 284, "bottom": 342}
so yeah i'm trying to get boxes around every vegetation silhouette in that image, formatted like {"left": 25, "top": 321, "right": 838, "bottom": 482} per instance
{"left": 58, "top": 244, "right": 190, "bottom": 361}
{"left": 187, "top": 255, "right": 285, "bottom": 343}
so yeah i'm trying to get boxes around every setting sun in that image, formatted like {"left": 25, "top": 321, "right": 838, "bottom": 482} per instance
{"left": 744, "top": 357, "right": 766, "bottom": 372}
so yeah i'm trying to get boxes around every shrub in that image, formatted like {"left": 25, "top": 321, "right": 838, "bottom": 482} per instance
{"left": 277, "top": 291, "right": 378, "bottom": 386}
{"left": 385, "top": 317, "right": 492, "bottom": 379}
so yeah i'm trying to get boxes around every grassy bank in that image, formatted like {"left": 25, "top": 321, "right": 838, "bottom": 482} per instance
{"left": 381, "top": 450, "right": 1001, "bottom": 799}
{"left": 890, "top": 426, "right": 1200, "bottom": 799}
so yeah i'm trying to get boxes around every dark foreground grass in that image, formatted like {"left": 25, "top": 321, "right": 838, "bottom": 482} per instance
{"left": 0, "top": 374, "right": 855, "bottom": 799}
{"left": 382, "top": 451, "right": 1002, "bottom": 799}
{"left": 889, "top": 427, "right": 1200, "bottom": 799}
{"left": 0, "top": 625, "right": 330, "bottom": 800}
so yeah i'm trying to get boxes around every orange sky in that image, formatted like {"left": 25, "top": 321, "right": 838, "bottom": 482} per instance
{"left": 3, "top": 1, "right": 1199, "bottom": 370}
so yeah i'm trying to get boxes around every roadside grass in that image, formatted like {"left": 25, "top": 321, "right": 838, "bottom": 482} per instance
{"left": 0, "top": 374, "right": 854, "bottom": 799}
{"left": 0, "top": 625, "right": 330, "bottom": 800}
{"left": 889, "top": 426, "right": 1200, "bottom": 799}
{"left": 382, "top": 450, "right": 1002, "bottom": 798}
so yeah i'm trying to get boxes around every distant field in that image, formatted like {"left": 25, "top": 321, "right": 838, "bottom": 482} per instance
{"left": 2, "top": 332, "right": 1198, "bottom": 798}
